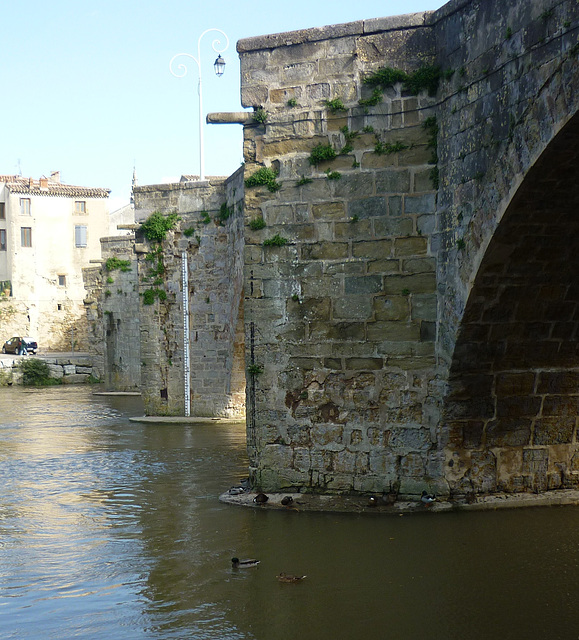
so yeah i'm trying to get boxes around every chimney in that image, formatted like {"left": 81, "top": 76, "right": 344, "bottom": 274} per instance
{"left": 39, "top": 176, "right": 48, "bottom": 189}
{"left": 29, "top": 177, "right": 33, "bottom": 188}
{"left": 50, "top": 171, "right": 60, "bottom": 183}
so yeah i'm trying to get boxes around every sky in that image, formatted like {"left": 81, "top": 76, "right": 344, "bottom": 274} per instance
{"left": 2, "top": 0, "right": 447, "bottom": 210}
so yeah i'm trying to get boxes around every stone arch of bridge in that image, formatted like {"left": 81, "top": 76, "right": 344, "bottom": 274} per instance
{"left": 442, "top": 109, "right": 579, "bottom": 496}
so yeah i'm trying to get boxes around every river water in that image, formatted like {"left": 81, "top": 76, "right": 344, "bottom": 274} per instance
{"left": 1, "top": 386, "right": 579, "bottom": 639}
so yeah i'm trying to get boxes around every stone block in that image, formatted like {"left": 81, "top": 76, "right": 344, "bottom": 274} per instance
{"left": 333, "top": 295, "right": 373, "bottom": 320}
{"left": 373, "top": 296, "right": 410, "bottom": 322}
{"left": 533, "top": 418, "right": 575, "bottom": 445}
{"left": 383, "top": 273, "right": 436, "bottom": 295}
{"left": 486, "top": 418, "right": 532, "bottom": 447}
{"left": 352, "top": 240, "right": 392, "bottom": 259}
{"left": 332, "top": 173, "right": 375, "bottom": 198}
{"left": 345, "top": 358, "right": 383, "bottom": 370}
{"left": 62, "top": 374, "right": 90, "bottom": 384}
{"left": 393, "top": 237, "right": 428, "bottom": 257}
{"left": 367, "top": 259, "right": 400, "bottom": 274}
{"left": 344, "top": 275, "right": 383, "bottom": 295}
{"left": 312, "top": 201, "right": 346, "bottom": 220}
{"left": 389, "top": 427, "right": 431, "bottom": 453}
{"left": 404, "top": 193, "right": 436, "bottom": 214}
{"left": 361, "top": 152, "right": 397, "bottom": 169}
{"left": 375, "top": 169, "right": 411, "bottom": 193}
{"left": 334, "top": 219, "right": 373, "bottom": 239}
{"left": 301, "top": 242, "right": 349, "bottom": 261}
{"left": 373, "top": 217, "right": 414, "bottom": 237}
{"left": 311, "top": 423, "right": 344, "bottom": 448}
{"left": 269, "top": 86, "right": 302, "bottom": 103}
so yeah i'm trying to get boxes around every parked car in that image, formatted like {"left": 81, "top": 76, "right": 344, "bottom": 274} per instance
{"left": 2, "top": 336, "right": 38, "bottom": 355}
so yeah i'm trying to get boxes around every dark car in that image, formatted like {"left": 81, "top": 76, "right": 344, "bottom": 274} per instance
{"left": 2, "top": 336, "right": 38, "bottom": 355}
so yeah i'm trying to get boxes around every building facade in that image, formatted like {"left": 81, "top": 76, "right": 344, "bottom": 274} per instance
{"left": 0, "top": 171, "right": 110, "bottom": 351}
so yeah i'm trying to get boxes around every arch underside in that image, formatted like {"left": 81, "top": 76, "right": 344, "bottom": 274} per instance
{"left": 444, "top": 111, "right": 579, "bottom": 495}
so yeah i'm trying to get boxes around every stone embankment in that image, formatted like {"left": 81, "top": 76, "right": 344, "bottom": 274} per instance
{"left": 0, "top": 353, "right": 99, "bottom": 385}
{"left": 220, "top": 489, "right": 579, "bottom": 514}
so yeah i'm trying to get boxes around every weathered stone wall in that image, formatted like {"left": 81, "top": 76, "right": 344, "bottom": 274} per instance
{"left": 433, "top": 0, "right": 579, "bottom": 495}
{"left": 84, "top": 236, "right": 141, "bottom": 390}
{"left": 0, "top": 354, "right": 98, "bottom": 385}
{"left": 237, "top": 0, "right": 579, "bottom": 498}
{"left": 133, "top": 171, "right": 246, "bottom": 417}
{"left": 239, "top": 13, "right": 441, "bottom": 495}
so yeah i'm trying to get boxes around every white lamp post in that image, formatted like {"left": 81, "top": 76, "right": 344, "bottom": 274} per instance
{"left": 169, "top": 29, "right": 229, "bottom": 181}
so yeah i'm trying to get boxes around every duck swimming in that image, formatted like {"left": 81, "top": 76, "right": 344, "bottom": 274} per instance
{"left": 276, "top": 572, "right": 306, "bottom": 583}
{"left": 232, "top": 557, "right": 260, "bottom": 568}
{"left": 421, "top": 491, "right": 436, "bottom": 505}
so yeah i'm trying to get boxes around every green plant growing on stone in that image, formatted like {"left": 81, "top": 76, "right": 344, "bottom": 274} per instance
{"left": 350, "top": 214, "right": 359, "bottom": 223}
{"left": 358, "top": 87, "right": 383, "bottom": 108}
{"left": 352, "top": 160, "right": 360, "bottom": 168}
{"left": 291, "top": 294, "right": 300, "bottom": 302}
{"left": 106, "top": 276, "right": 114, "bottom": 284}
{"left": 363, "top": 125, "right": 374, "bottom": 133}
{"left": 309, "top": 143, "right": 337, "bottom": 165}
{"left": 540, "top": 8, "right": 554, "bottom": 22}
{"left": 444, "top": 68, "right": 455, "bottom": 80}
{"left": 263, "top": 234, "right": 288, "bottom": 247}
{"left": 287, "top": 98, "right": 298, "bottom": 107}
{"left": 244, "top": 166, "right": 281, "bottom": 192}
{"left": 217, "top": 202, "right": 233, "bottom": 224}
{"left": 325, "top": 169, "right": 341, "bottom": 180}
{"left": 363, "top": 64, "right": 441, "bottom": 97}
{"left": 505, "top": 26, "right": 513, "bottom": 39}
{"left": 200, "top": 211, "right": 211, "bottom": 224}
{"left": 20, "top": 358, "right": 60, "bottom": 386}
{"left": 183, "top": 227, "right": 195, "bottom": 237}
{"left": 459, "top": 67, "right": 467, "bottom": 77}
{"left": 563, "top": 20, "right": 571, "bottom": 28}
{"left": 140, "top": 211, "right": 180, "bottom": 243}
{"left": 105, "top": 290, "right": 111, "bottom": 297}
{"left": 297, "top": 175, "right": 313, "bottom": 186}
{"left": 142, "top": 288, "right": 166, "bottom": 305}
{"left": 473, "top": 171, "right": 485, "bottom": 181}
{"left": 457, "top": 238, "right": 466, "bottom": 250}
{"left": 374, "top": 140, "right": 408, "bottom": 155}
{"left": 253, "top": 107, "right": 268, "bottom": 123}
{"left": 249, "top": 217, "right": 266, "bottom": 230}
{"left": 324, "top": 98, "right": 346, "bottom": 113}
{"left": 401, "top": 288, "right": 411, "bottom": 296}
{"left": 105, "top": 257, "right": 132, "bottom": 272}
{"left": 247, "top": 363, "right": 263, "bottom": 375}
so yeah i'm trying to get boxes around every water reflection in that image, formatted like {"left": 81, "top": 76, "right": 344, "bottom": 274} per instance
{"left": 0, "top": 386, "right": 578, "bottom": 639}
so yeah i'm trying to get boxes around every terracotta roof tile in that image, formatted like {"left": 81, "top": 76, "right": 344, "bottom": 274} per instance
{"left": 0, "top": 175, "right": 110, "bottom": 199}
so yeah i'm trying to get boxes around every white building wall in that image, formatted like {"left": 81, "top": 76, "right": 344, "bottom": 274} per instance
{"left": 0, "top": 177, "right": 109, "bottom": 351}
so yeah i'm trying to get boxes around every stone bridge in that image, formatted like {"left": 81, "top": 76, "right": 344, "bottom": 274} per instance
{"left": 230, "top": 0, "right": 579, "bottom": 499}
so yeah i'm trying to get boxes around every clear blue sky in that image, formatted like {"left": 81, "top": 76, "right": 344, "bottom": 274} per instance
{"left": 3, "top": 1, "right": 446, "bottom": 208}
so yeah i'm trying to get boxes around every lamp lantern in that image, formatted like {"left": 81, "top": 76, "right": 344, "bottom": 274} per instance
{"left": 214, "top": 54, "right": 226, "bottom": 77}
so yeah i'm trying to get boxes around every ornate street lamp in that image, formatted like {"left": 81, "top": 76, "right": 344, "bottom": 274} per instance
{"left": 169, "top": 29, "right": 229, "bottom": 181}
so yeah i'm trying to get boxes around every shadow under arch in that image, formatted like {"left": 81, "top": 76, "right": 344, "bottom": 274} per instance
{"left": 443, "top": 110, "right": 579, "bottom": 496}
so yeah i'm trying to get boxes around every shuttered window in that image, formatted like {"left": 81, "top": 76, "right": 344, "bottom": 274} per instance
{"left": 75, "top": 225, "right": 87, "bottom": 248}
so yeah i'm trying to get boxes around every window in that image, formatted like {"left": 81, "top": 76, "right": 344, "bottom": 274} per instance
{"left": 21, "top": 227, "right": 32, "bottom": 247}
{"left": 0, "top": 229, "right": 6, "bottom": 251}
{"left": 74, "top": 201, "right": 86, "bottom": 214}
{"left": 58, "top": 275, "right": 66, "bottom": 286}
{"left": 20, "top": 198, "right": 31, "bottom": 215}
{"left": 0, "top": 203, "right": 5, "bottom": 219}
{"left": 74, "top": 225, "right": 87, "bottom": 248}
